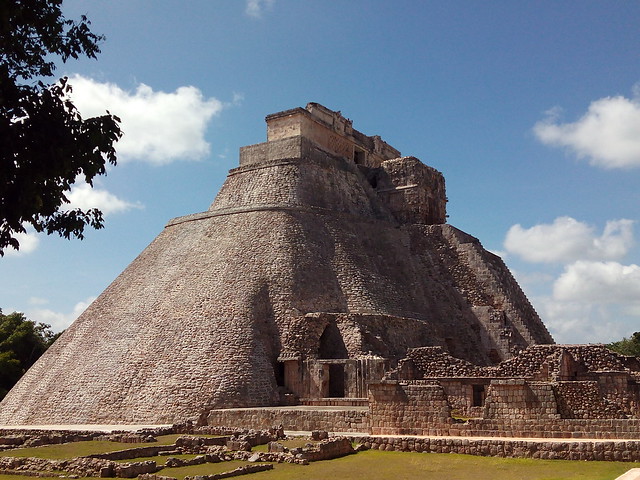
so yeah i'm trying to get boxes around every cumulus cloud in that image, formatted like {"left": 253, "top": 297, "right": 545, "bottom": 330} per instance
{"left": 554, "top": 261, "right": 640, "bottom": 303}
{"left": 68, "top": 75, "right": 223, "bottom": 165}
{"left": 4, "top": 229, "right": 40, "bottom": 257}
{"left": 534, "top": 90, "right": 640, "bottom": 169}
{"left": 503, "top": 216, "right": 640, "bottom": 343}
{"left": 27, "top": 297, "right": 96, "bottom": 332}
{"left": 246, "top": 0, "right": 274, "bottom": 17}
{"left": 532, "top": 294, "right": 631, "bottom": 344}
{"left": 65, "top": 180, "right": 142, "bottom": 216}
{"left": 504, "top": 217, "right": 634, "bottom": 264}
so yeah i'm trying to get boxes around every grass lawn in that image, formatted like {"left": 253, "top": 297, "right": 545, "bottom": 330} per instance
{"left": 0, "top": 437, "right": 637, "bottom": 480}
{"left": 0, "top": 440, "right": 142, "bottom": 459}
{"left": 247, "top": 450, "right": 637, "bottom": 480}
{"left": 0, "top": 434, "right": 182, "bottom": 460}
{"left": 155, "top": 460, "right": 252, "bottom": 479}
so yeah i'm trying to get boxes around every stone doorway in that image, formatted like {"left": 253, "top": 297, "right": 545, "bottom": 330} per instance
{"left": 328, "top": 363, "right": 346, "bottom": 397}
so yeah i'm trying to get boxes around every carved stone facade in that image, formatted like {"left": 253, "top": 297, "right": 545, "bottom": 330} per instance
{"left": 0, "top": 103, "right": 553, "bottom": 425}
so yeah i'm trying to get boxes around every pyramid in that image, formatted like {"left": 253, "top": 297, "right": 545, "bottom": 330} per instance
{"left": 0, "top": 103, "right": 553, "bottom": 425}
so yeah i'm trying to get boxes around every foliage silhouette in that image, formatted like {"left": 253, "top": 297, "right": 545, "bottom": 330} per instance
{"left": 0, "top": 0, "right": 122, "bottom": 255}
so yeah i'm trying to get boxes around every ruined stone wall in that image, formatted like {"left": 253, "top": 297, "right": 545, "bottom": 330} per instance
{"left": 205, "top": 407, "right": 369, "bottom": 433}
{"left": 367, "top": 380, "right": 640, "bottom": 439}
{"left": 399, "top": 346, "right": 483, "bottom": 378}
{"left": 368, "top": 382, "right": 452, "bottom": 435}
{"left": 352, "top": 435, "right": 640, "bottom": 462}
{"left": 483, "top": 380, "right": 559, "bottom": 420}
{"left": 598, "top": 373, "right": 640, "bottom": 417}
{"left": 374, "top": 156, "right": 447, "bottom": 225}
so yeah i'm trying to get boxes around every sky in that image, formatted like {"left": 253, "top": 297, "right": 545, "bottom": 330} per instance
{"left": 1, "top": 0, "right": 640, "bottom": 345}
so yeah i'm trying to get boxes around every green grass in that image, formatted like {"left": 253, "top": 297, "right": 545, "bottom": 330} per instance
{"left": 156, "top": 460, "right": 252, "bottom": 479}
{"left": 0, "top": 434, "right": 181, "bottom": 460}
{"left": 0, "top": 438, "right": 636, "bottom": 480}
{"left": 0, "top": 440, "right": 142, "bottom": 459}
{"left": 155, "top": 434, "right": 184, "bottom": 445}
{"left": 247, "top": 450, "right": 637, "bottom": 480}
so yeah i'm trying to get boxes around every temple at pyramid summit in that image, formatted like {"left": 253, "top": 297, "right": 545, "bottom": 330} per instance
{"left": 1, "top": 104, "right": 639, "bottom": 437}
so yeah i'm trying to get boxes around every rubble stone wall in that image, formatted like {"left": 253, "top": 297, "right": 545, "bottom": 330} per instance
{"left": 368, "top": 382, "right": 452, "bottom": 435}
{"left": 554, "top": 381, "right": 625, "bottom": 419}
{"left": 206, "top": 407, "right": 369, "bottom": 433}
{"left": 352, "top": 435, "right": 640, "bottom": 462}
{"left": 368, "top": 380, "right": 640, "bottom": 438}
{"left": 483, "top": 380, "right": 559, "bottom": 420}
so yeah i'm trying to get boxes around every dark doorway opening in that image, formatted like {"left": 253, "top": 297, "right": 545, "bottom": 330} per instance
{"left": 275, "top": 361, "right": 285, "bottom": 387}
{"left": 328, "top": 364, "right": 345, "bottom": 397}
{"left": 318, "top": 324, "right": 348, "bottom": 359}
{"left": 472, "top": 384, "right": 485, "bottom": 407}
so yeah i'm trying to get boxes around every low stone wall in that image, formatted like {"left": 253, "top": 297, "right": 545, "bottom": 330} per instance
{"left": 206, "top": 407, "right": 369, "bottom": 432}
{"left": 298, "top": 437, "right": 353, "bottom": 461}
{"left": 451, "top": 418, "right": 640, "bottom": 440}
{"left": 351, "top": 435, "right": 640, "bottom": 462}
{"left": 89, "top": 446, "right": 169, "bottom": 460}
{"left": 0, "top": 456, "right": 159, "bottom": 478}
{"left": 0, "top": 430, "right": 103, "bottom": 448}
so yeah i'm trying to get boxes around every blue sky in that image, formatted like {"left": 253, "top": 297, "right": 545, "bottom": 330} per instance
{"left": 2, "top": 0, "right": 640, "bottom": 344}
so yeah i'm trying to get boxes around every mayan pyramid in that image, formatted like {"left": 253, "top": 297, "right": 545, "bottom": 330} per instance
{"left": 0, "top": 103, "right": 553, "bottom": 425}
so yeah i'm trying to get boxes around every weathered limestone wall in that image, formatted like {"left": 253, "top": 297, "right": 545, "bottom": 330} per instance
{"left": 483, "top": 380, "right": 559, "bottom": 419}
{"left": 368, "top": 379, "right": 640, "bottom": 439}
{"left": 554, "top": 382, "right": 625, "bottom": 419}
{"left": 368, "top": 382, "right": 452, "bottom": 435}
{"left": 205, "top": 407, "right": 369, "bottom": 433}
{"left": 375, "top": 157, "right": 447, "bottom": 225}
{"left": 352, "top": 435, "right": 640, "bottom": 462}
{"left": 264, "top": 103, "right": 400, "bottom": 168}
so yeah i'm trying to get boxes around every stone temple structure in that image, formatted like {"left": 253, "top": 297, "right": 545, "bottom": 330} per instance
{"left": 0, "top": 103, "right": 557, "bottom": 425}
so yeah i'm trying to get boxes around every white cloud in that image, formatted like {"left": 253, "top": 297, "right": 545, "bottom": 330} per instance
{"left": 503, "top": 216, "right": 640, "bottom": 344}
{"left": 534, "top": 91, "right": 640, "bottom": 169}
{"left": 68, "top": 75, "right": 223, "bottom": 165}
{"left": 65, "top": 180, "right": 142, "bottom": 216}
{"left": 4, "top": 229, "right": 40, "bottom": 257}
{"left": 554, "top": 260, "right": 640, "bottom": 303}
{"left": 27, "top": 297, "right": 96, "bottom": 332}
{"left": 246, "top": 0, "right": 274, "bottom": 17}
{"left": 532, "top": 294, "right": 632, "bottom": 344}
{"left": 504, "top": 217, "right": 634, "bottom": 264}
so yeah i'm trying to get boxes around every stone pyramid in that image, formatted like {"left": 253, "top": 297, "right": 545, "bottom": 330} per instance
{"left": 0, "top": 103, "right": 553, "bottom": 425}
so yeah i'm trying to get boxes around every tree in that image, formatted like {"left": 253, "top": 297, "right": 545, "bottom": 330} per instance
{"left": 607, "top": 332, "right": 640, "bottom": 357}
{"left": 0, "top": 0, "right": 122, "bottom": 255}
{"left": 0, "top": 309, "right": 60, "bottom": 399}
